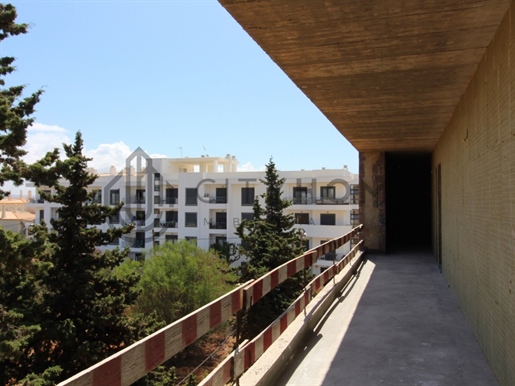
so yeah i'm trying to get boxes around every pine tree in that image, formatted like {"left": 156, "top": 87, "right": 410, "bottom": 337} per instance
{"left": 0, "top": 3, "right": 43, "bottom": 198}
{"left": 0, "top": 5, "right": 55, "bottom": 384}
{"left": 236, "top": 158, "right": 305, "bottom": 338}
{"left": 24, "top": 132, "right": 139, "bottom": 380}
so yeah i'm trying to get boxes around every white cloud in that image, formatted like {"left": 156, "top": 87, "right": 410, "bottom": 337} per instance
{"left": 237, "top": 162, "right": 265, "bottom": 172}
{"left": 23, "top": 123, "right": 71, "bottom": 164}
{"left": 23, "top": 122, "right": 134, "bottom": 173}
{"left": 28, "top": 122, "right": 68, "bottom": 133}
{"left": 85, "top": 142, "right": 132, "bottom": 173}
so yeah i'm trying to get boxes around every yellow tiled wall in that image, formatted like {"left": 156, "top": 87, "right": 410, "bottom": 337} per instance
{"left": 432, "top": 5, "right": 515, "bottom": 385}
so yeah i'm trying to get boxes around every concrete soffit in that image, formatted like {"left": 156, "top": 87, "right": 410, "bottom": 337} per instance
{"left": 218, "top": 0, "right": 511, "bottom": 152}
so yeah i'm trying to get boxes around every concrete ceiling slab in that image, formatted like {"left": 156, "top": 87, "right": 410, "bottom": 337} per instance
{"left": 218, "top": 0, "right": 511, "bottom": 152}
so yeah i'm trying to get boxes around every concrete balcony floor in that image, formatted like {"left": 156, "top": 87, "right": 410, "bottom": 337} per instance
{"left": 275, "top": 251, "right": 498, "bottom": 386}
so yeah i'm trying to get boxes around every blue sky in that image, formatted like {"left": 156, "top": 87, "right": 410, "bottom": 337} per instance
{"left": 4, "top": 0, "right": 357, "bottom": 176}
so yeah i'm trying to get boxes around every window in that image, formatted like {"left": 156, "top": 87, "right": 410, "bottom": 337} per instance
{"left": 215, "top": 236, "right": 227, "bottom": 245}
{"left": 320, "top": 213, "right": 336, "bottom": 226}
{"left": 212, "top": 212, "right": 227, "bottom": 229}
{"left": 134, "top": 232, "right": 145, "bottom": 248}
{"left": 186, "top": 188, "right": 198, "bottom": 205}
{"left": 39, "top": 209, "right": 44, "bottom": 223}
{"left": 241, "top": 212, "right": 254, "bottom": 221}
{"left": 185, "top": 236, "right": 197, "bottom": 245}
{"left": 166, "top": 188, "right": 178, "bottom": 204}
{"left": 109, "top": 212, "right": 120, "bottom": 224}
{"left": 241, "top": 187, "right": 255, "bottom": 206}
{"left": 350, "top": 184, "right": 359, "bottom": 204}
{"left": 293, "top": 187, "right": 308, "bottom": 204}
{"left": 320, "top": 240, "right": 335, "bottom": 259}
{"left": 351, "top": 209, "right": 360, "bottom": 225}
{"left": 154, "top": 218, "right": 161, "bottom": 227}
{"left": 38, "top": 189, "right": 51, "bottom": 203}
{"left": 215, "top": 188, "right": 227, "bottom": 203}
{"left": 135, "top": 189, "right": 145, "bottom": 204}
{"left": 135, "top": 210, "right": 145, "bottom": 223}
{"left": 91, "top": 190, "right": 102, "bottom": 204}
{"left": 295, "top": 213, "right": 309, "bottom": 225}
{"left": 185, "top": 212, "right": 197, "bottom": 227}
{"left": 320, "top": 186, "right": 335, "bottom": 198}
{"left": 165, "top": 234, "right": 178, "bottom": 243}
{"left": 154, "top": 173, "right": 161, "bottom": 192}
{"left": 154, "top": 195, "right": 161, "bottom": 205}
{"left": 110, "top": 189, "right": 120, "bottom": 205}
{"left": 165, "top": 211, "right": 178, "bottom": 227}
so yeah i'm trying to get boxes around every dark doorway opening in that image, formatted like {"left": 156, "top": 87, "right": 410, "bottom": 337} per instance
{"left": 385, "top": 153, "right": 432, "bottom": 252}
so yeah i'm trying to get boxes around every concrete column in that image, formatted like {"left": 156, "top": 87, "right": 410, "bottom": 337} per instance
{"left": 359, "top": 152, "right": 385, "bottom": 252}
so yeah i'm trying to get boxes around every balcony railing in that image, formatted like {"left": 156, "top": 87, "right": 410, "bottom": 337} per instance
{"left": 58, "top": 225, "right": 363, "bottom": 386}
{"left": 287, "top": 197, "right": 355, "bottom": 205}
{"left": 132, "top": 239, "right": 145, "bottom": 248}
{"left": 209, "top": 222, "right": 227, "bottom": 229}
{"left": 159, "top": 221, "right": 177, "bottom": 228}
{"left": 208, "top": 196, "right": 227, "bottom": 204}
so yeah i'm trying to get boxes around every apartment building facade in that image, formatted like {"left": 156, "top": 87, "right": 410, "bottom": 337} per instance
{"left": 29, "top": 151, "right": 359, "bottom": 275}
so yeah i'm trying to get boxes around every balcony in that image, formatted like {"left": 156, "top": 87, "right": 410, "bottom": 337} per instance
{"left": 129, "top": 198, "right": 146, "bottom": 205}
{"left": 209, "top": 222, "right": 227, "bottom": 230}
{"left": 208, "top": 196, "right": 227, "bottom": 204}
{"left": 159, "top": 221, "right": 177, "bottom": 228}
{"left": 132, "top": 239, "right": 145, "bottom": 248}
{"left": 267, "top": 251, "right": 497, "bottom": 386}
{"left": 316, "top": 197, "right": 348, "bottom": 205}
{"left": 154, "top": 197, "right": 178, "bottom": 205}
{"left": 287, "top": 197, "right": 355, "bottom": 205}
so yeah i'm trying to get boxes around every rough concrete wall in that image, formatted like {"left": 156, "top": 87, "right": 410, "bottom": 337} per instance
{"left": 432, "top": 6, "right": 515, "bottom": 385}
{"left": 359, "top": 152, "right": 385, "bottom": 252}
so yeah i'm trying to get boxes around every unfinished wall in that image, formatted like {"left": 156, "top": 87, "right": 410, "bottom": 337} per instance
{"left": 359, "top": 152, "right": 385, "bottom": 252}
{"left": 432, "top": 5, "right": 515, "bottom": 385}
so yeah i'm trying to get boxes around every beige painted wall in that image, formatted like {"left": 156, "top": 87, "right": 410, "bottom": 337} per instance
{"left": 432, "top": 5, "right": 515, "bottom": 385}
{"left": 359, "top": 152, "right": 385, "bottom": 252}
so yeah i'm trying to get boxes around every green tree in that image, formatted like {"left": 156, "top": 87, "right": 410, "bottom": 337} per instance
{"left": 133, "top": 240, "right": 236, "bottom": 324}
{"left": 0, "top": 5, "right": 55, "bottom": 384}
{"left": 236, "top": 158, "right": 305, "bottom": 338}
{"left": 0, "top": 3, "right": 43, "bottom": 199}
{"left": 210, "top": 240, "right": 241, "bottom": 266}
{"left": 22, "top": 132, "right": 139, "bottom": 381}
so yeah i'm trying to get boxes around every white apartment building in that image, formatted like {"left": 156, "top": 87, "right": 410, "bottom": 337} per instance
{"left": 28, "top": 151, "right": 359, "bottom": 275}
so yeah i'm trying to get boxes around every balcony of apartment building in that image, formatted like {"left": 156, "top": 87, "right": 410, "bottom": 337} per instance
{"left": 123, "top": 231, "right": 146, "bottom": 250}
{"left": 287, "top": 185, "right": 359, "bottom": 207}
{"left": 202, "top": 186, "right": 228, "bottom": 204}
{"left": 208, "top": 211, "right": 227, "bottom": 231}
{"left": 153, "top": 187, "right": 178, "bottom": 207}
{"left": 152, "top": 209, "right": 178, "bottom": 229}
{"left": 125, "top": 188, "right": 146, "bottom": 206}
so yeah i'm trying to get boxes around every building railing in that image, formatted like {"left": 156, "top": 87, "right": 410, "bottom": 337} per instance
{"left": 287, "top": 197, "right": 358, "bottom": 205}
{"left": 58, "top": 225, "right": 363, "bottom": 386}
{"left": 209, "top": 196, "right": 227, "bottom": 204}
{"left": 209, "top": 222, "right": 227, "bottom": 229}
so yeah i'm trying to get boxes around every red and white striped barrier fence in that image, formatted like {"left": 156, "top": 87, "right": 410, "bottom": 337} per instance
{"left": 244, "top": 225, "right": 363, "bottom": 309}
{"left": 58, "top": 282, "right": 250, "bottom": 386}
{"left": 201, "top": 232, "right": 364, "bottom": 386}
{"left": 59, "top": 226, "right": 363, "bottom": 386}
{"left": 234, "top": 290, "right": 311, "bottom": 379}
